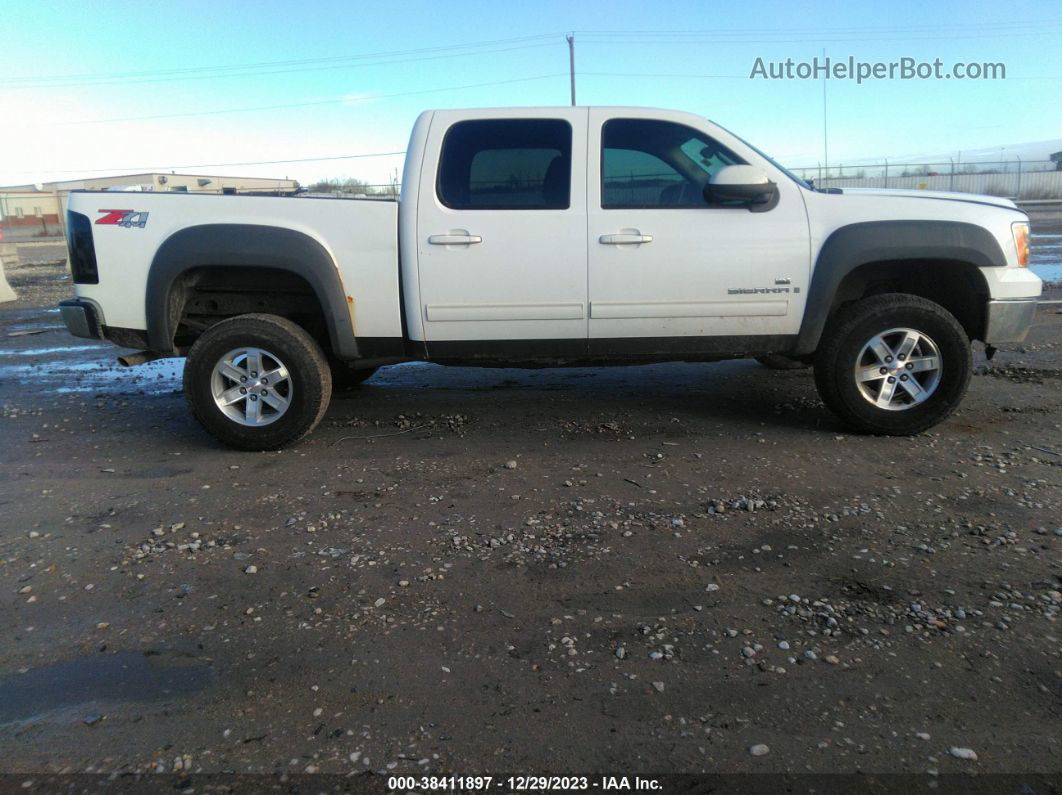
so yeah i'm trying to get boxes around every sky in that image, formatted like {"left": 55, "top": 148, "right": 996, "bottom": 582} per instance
{"left": 1, "top": 0, "right": 1060, "bottom": 188}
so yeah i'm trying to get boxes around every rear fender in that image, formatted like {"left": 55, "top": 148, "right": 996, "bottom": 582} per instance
{"left": 145, "top": 224, "right": 357, "bottom": 357}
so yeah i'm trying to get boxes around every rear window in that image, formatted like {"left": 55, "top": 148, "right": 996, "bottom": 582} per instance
{"left": 437, "top": 119, "right": 572, "bottom": 210}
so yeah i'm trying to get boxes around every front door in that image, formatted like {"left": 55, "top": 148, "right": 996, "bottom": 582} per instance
{"left": 417, "top": 109, "right": 589, "bottom": 353}
{"left": 586, "top": 110, "right": 810, "bottom": 353}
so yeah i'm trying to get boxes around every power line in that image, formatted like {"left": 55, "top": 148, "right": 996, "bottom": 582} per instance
{"left": 54, "top": 73, "right": 569, "bottom": 126}
{"left": 575, "top": 30, "right": 1062, "bottom": 45}
{"left": 574, "top": 21, "right": 1056, "bottom": 36}
{"left": 10, "top": 151, "right": 408, "bottom": 177}
{"left": 1, "top": 34, "right": 559, "bottom": 85}
{"left": 572, "top": 22, "right": 1062, "bottom": 45}
{"left": 578, "top": 70, "right": 1062, "bottom": 81}
{"left": 10, "top": 22, "right": 1052, "bottom": 89}
{"left": 579, "top": 71, "right": 746, "bottom": 79}
{"left": 2, "top": 40, "right": 562, "bottom": 89}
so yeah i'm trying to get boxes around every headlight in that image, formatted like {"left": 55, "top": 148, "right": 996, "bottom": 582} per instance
{"left": 1011, "top": 221, "right": 1029, "bottom": 267}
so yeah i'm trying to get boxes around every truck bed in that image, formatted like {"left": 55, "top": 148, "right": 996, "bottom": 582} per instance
{"left": 66, "top": 191, "right": 402, "bottom": 341}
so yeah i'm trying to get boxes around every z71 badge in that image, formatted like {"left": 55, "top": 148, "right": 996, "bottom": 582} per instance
{"left": 96, "top": 209, "right": 149, "bottom": 228}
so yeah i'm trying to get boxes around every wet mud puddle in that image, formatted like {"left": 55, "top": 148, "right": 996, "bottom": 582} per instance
{"left": 0, "top": 650, "right": 212, "bottom": 724}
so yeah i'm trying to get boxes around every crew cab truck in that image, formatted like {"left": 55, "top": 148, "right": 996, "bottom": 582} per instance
{"left": 59, "top": 107, "right": 1042, "bottom": 450}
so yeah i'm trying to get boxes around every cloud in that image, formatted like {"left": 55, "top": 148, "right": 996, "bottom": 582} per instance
{"left": 340, "top": 92, "right": 378, "bottom": 108}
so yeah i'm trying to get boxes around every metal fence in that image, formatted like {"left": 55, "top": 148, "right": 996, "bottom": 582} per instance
{"left": 792, "top": 160, "right": 1062, "bottom": 199}
{"left": 317, "top": 160, "right": 1062, "bottom": 202}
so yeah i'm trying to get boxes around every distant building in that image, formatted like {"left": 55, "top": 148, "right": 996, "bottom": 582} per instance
{"left": 40, "top": 172, "right": 300, "bottom": 195}
{"left": 1052, "top": 151, "right": 1062, "bottom": 171}
{"left": 0, "top": 173, "right": 299, "bottom": 241}
{"left": 0, "top": 189, "right": 61, "bottom": 239}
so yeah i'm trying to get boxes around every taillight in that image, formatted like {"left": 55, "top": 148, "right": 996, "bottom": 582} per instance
{"left": 1011, "top": 221, "right": 1029, "bottom": 268}
{"left": 67, "top": 210, "right": 99, "bottom": 284}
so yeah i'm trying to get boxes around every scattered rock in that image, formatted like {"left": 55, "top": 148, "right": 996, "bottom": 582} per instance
{"left": 749, "top": 744, "right": 770, "bottom": 757}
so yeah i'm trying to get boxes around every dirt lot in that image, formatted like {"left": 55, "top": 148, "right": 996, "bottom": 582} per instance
{"left": 0, "top": 239, "right": 1059, "bottom": 786}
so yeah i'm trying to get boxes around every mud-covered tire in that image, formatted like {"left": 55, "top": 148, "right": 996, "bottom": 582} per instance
{"left": 329, "top": 361, "right": 378, "bottom": 391}
{"left": 814, "top": 293, "right": 971, "bottom": 435}
{"left": 756, "top": 353, "right": 811, "bottom": 370}
{"left": 183, "top": 313, "right": 331, "bottom": 450}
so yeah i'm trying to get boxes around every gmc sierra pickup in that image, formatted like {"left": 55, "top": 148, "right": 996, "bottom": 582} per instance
{"left": 59, "top": 106, "right": 1042, "bottom": 449}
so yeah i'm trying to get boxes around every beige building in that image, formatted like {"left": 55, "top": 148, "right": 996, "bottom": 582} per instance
{"left": 1, "top": 173, "right": 299, "bottom": 241}
{"left": 41, "top": 172, "right": 299, "bottom": 195}
{"left": 0, "top": 190, "right": 62, "bottom": 240}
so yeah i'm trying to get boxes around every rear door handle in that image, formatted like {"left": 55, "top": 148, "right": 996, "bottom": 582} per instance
{"left": 428, "top": 233, "right": 482, "bottom": 245}
{"left": 599, "top": 233, "right": 653, "bottom": 245}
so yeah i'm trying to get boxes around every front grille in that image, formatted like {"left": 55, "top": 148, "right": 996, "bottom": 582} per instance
{"left": 67, "top": 210, "right": 99, "bottom": 284}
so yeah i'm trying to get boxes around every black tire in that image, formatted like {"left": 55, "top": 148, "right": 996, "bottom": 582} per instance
{"left": 329, "top": 360, "right": 378, "bottom": 391}
{"left": 183, "top": 313, "right": 332, "bottom": 450}
{"left": 814, "top": 293, "right": 971, "bottom": 435}
{"left": 756, "top": 353, "right": 811, "bottom": 370}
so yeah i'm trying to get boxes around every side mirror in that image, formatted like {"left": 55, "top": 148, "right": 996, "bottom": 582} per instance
{"left": 704, "top": 165, "right": 778, "bottom": 205}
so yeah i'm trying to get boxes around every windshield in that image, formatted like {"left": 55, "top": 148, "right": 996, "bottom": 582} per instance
{"left": 710, "top": 121, "right": 813, "bottom": 190}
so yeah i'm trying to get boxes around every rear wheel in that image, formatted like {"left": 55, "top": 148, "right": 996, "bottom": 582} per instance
{"left": 814, "top": 294, "right": 971, "bottom": 435}
{"left": 184, "top": 313, "right": 331, "bottom": 450}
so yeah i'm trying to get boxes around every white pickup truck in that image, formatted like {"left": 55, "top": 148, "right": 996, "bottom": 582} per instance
{"left": 59, "top": 106, "right": 1042, "bottom": 449}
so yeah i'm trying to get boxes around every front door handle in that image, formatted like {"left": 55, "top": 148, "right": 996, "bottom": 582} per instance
{"left": 599, "top": 233, "right": 653, "bottom": 245}
{"left": 428, "top": 233, "right": 482, "bottom": 245}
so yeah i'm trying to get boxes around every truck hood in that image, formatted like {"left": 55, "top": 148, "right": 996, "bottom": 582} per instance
{"left": 837, "top": 187, "right": 1018, "bottom": 211}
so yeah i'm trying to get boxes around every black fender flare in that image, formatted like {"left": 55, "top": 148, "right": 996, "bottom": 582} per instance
{"left": 793, "top": 220, "right": 1004, "bottom": 355}
{"left": 145, "top": 224, "right": 358, "bottom": 358}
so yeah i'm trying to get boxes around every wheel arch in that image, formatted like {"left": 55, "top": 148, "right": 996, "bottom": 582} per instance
{"left": 794, "top": 220, "right": 1002, "bottom": 355}
{"left": 146, "top": 224, "right": 358, "bottom": 358}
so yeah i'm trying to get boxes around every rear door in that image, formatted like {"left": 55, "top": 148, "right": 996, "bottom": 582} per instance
{"left": 416, "top": 109, "right": 589, "bottom": 353}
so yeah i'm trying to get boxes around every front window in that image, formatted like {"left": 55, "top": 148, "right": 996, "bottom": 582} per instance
{"left": 601, "top": 118, "right": 745, "bottom": 209}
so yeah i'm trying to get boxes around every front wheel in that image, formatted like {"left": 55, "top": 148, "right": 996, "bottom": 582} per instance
{"left": 184, "top": 313, "right": 332, "bottom": 450}
{"left": 814, "top": 294, "right": 971, "bottom": 435}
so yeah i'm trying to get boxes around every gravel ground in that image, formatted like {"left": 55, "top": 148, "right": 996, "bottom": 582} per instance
{"left": 0, "top": 240, "right": 1059, "bottom": 784}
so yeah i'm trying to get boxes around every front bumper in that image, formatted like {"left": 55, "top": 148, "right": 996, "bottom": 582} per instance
{"left": 984, "top": 298, "right": 1038, "bottom": 344}
{"left": 59, "top": 299, "right": 103, "bottom": 340}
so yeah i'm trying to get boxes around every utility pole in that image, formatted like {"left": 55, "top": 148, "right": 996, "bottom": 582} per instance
{"left": 822, "top": 47, "right": 829, "bottom": 182}
{"left": 567, "top": 33, "right": 576, "bottom": 106}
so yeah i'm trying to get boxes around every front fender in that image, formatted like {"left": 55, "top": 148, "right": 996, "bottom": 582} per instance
{"left": 794, "top": 220, "right": 1005, "bottom": 355}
